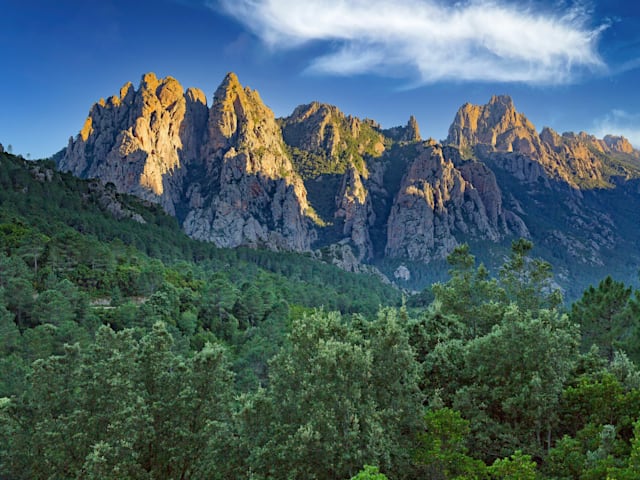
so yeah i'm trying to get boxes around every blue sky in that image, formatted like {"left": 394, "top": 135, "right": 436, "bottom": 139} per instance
{"left": 2, "top": 0, "right": 640, "bottom": 158}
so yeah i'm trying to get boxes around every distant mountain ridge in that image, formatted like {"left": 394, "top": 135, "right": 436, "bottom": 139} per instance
{"left": 447, "top": 94, "right": 640, "bottom": 189}
{"left": 58, "top": 72, "right": 640, "bottom": 293}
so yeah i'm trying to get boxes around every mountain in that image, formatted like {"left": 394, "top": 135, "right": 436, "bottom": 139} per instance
{"left": 59, "top": 73, "right": 640, "bottom": 295}
{"left": 181, "top": 73, "right": 316, "bottom": 251}
{"left": 281, "top": 101, "right": 388, "bottom": 261}
{"left": 59, "top": 73, "right": 204, "bottom": 216}
{"left": 446, "top": 94, "right": 640, "bottom": 189}
{"left": 385, "top": 140, "right": 528, "bottom": 262}
{"left": 61, "top": 72, "right": 316, "bottom": 252}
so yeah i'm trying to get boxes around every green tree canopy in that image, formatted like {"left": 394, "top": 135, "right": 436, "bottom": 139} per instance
{"left": 571, "top": 276, "right": 634, "bottom": 362}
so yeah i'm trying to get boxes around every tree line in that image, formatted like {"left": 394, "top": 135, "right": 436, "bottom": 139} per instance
{"left": 3, "top": 238, "right": 640, "bottom": 478}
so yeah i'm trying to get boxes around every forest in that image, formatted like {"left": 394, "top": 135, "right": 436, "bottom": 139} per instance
{"left": 3, "top": 152, "right": 640, "bottom": 479}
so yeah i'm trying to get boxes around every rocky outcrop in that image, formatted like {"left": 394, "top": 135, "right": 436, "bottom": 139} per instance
{"left": 22, "top": 158, "right": 146, "bottom": 224}
{"left": 383, "top": 116, "right": 421, "bottom": 143}
{"left": 541, "top": 129, "right": 610, "bottom": 187}
{"left": 447, "top": 95, "right": 540, "bottom": 154}
{"left": 385, "top": 140, "right": 527, "bottom": 262}
{"left": 183, "top": 73, "right": 316, "bottom": 250}
{"left": 86, "top": 181, "right": 147, "bottom": 224}
{"left": 282, "top": 102, "right": 386, "bottom": 174}
{"left": 447, "top": 96, "right": 640, "bottom": 189}
{"left": 60, "top": 73, "right": 208, "bottom": 215}
{"left": 334, "top": 165, "right": 375, "bottom": 260}
{"left": 60, "top": 72, "right": 316, "bottom": 251}
{"left": 603, "top": 135, "right": 638, "bottom": 156}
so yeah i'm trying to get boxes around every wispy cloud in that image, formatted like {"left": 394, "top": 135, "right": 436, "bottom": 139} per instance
{"left": 594, "top": 110, "right": 640, "bottom": 148}
{"left": 210, "top": 0, "right": 606, "bottom": 85}
{"left": 612, "top": 57, "right": 640, "bottom": 76}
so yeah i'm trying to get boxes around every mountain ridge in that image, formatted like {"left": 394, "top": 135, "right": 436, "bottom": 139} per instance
{"left": 57, "top": 72, "right": 640, "bottom": 293}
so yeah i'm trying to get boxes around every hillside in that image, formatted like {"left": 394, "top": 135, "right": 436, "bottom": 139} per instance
{"left": 5, "top": 146, "right": 640, "bottom": 477}
{"left": 0, "top": 149, "right": 401, "bottom": 383}
{"left": 6, "top": 134, "right": 640, "bottom": 479}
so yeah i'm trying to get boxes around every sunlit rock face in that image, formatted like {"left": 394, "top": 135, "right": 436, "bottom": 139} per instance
{"left": 61, "top": 72, "right": 315, "bottom": 251}
{"left": 182, "top": 73, "right": 315, "bottom": 251}
{"left": 385, "top": 140, "right": 527, "bottom": 262}
{"left": 60, "top": 73, "right": 207, "bottom": 216}
{"left": 447, "top": 95, "right": 640, "bottom": 189}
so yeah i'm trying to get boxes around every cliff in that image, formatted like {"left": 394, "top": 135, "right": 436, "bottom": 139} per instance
{"left": 182, "top": 73, "right": 315, "bottom": 250}
{"left": 58, "top": 74, "right": 640, "bottom": 291}
{"left": 61, "top": 73, "right": 316, "bottom": 251}
{"left": 385, "top": 140, "right": 527, "bottom": 261}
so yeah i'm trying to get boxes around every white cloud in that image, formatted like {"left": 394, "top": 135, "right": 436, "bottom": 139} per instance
{"left": 594, "top": 110, "right": 640, "bottom": 149}
{"left": 211, "top": 0, "right": 606, "bottom": 85}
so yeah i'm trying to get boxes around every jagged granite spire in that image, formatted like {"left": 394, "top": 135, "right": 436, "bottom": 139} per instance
{"left": 446, "top": 95, "right": 539, "bottom": 153}
{"left": 59, "top": 72, "right": 317, "bottom": 251}
{"left": 385, "top": 141, "right": 527, "bottom": 261}
{"left": 383, "top": 115, "right": 421, "bottom": 143}
{"left": 406, "top": 115, "right": 421, "bottom": 142}
{"left": 182, "top": 72, "right": 317, "bottom": 251}
{"left": 59, "top": 72, "right": 208, "bottom": 215}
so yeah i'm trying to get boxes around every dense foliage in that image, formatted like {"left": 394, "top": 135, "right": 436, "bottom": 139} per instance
{"left": 4, "top": 151, "right": 640, "bottom": 478}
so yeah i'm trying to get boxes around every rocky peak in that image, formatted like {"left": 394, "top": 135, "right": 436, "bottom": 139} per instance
{"left": 383, "top": 115, "right": 421, "bottom": 143}
{"left": 446, "top": 97, "right": 639, "bottom": 189}
{"left": 282, "top": 102, "right": 385, "bottom": 174}
{"left": 551, "top": 132, "right": 640, "bottom": 163}
{"left": 488, "top": 94, "right": 515, "bottom": 112}
{"left": 406, "top": 115, "right": 421, "bottom": 142}
{"left": 205, "top": 73, "right": 256, "bottom": 154}
{"left": 535, "top": 129, "right": 640, "bottom": 187}
{"left": 200, "top": 72, "right": 295, "bottom": 178}
{"left": 540, "top": 127, "right": 562, "bottom": 148}
{"left": 603, "top": 135, "right": 637, "bottom": 156}
{"left": 446, "top": 95, "right": 540, "bottom": 155}
{"left": 282, "top": 102, "right": 345, "bottom": 158}
{"left": 182, "top": 73, "right": 316, "bottom": 251}
{"left": 385, "top": 142, "right": 527, "bottom": 262}
{"left": 59, "top": 73, "right": 209, "bottom": 215}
